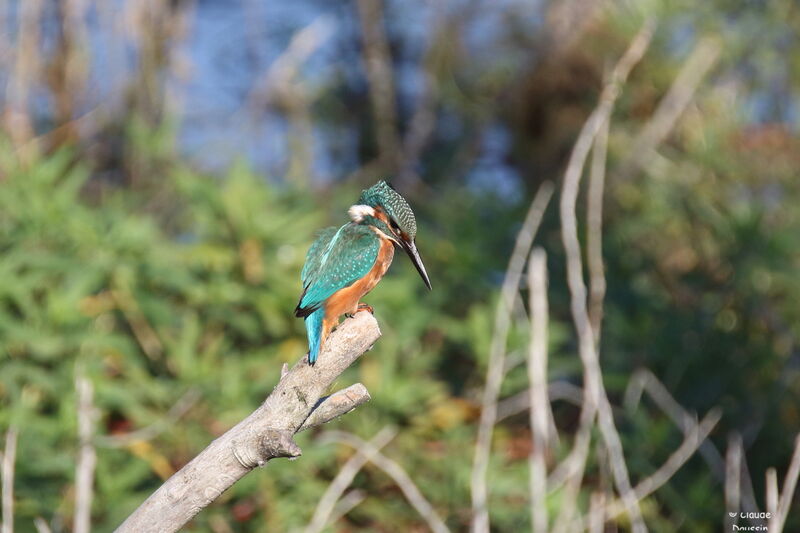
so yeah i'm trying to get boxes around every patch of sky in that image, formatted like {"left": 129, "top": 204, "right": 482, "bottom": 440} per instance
{"left": 465, "top": 123, "right": 521, "bottom": 202}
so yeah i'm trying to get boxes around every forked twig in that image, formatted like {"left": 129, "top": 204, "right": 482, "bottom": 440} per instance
{"left": 322, "top": 431, "right": 450, "bottom": 533}
{"left": 625, "top": 369, "right": 762, "bottom": 516}
{"left": 601, "top": 408, "right": 721, "bottom": 524}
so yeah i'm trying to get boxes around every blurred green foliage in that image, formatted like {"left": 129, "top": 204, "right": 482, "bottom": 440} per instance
{"left": 0, "top": 144, "right": 516, "bottom": 531}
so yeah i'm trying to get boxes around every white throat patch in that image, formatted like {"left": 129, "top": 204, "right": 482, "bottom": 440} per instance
{"left": 348, "top": 204, "right": 376, "bottom": 222}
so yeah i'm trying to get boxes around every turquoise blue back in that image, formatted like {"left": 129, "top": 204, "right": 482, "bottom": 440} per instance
{"left": 296, "top": 223, "right": 381, "bottom": 362}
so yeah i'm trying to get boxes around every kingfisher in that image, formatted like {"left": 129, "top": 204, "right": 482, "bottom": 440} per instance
{"left": 295, "top": 181, "right": 432, "bottom": 365}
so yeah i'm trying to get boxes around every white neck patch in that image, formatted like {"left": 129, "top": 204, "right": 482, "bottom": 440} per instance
{"left": 348, "top": 204, "right": 375, "bottom": 222}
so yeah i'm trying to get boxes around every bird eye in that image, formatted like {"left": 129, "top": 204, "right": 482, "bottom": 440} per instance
{"left": 389, "top": 219, "right": 400, "bottom": 231}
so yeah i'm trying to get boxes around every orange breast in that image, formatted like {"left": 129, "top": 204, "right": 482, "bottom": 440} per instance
{"left": 324, "top": 236, "right": 395, "bottom": 320}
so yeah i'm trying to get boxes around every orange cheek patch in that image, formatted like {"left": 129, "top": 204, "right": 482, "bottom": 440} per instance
{"left": 372, "top": 206, "right": 391, "bottom": 225}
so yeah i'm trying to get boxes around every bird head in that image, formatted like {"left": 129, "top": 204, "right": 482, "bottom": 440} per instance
{"left": 348, "top": 181, "right": 432, "bottom": 290}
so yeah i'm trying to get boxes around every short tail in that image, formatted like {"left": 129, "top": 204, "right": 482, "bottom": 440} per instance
{"left": 305, "top": 308, "right": 325, "bottom": 365}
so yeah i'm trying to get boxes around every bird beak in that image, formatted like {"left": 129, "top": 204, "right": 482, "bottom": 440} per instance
{"left": 400, "top": 238, "right": 432, "bottom": 290}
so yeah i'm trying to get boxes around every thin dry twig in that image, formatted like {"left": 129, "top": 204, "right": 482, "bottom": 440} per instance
{"left": 322, "top": 431, "right": 450, "bottom": 533}
{"left": 588, "top": 492, "right": 605, "bottom": 533}
{"left": 329, "top": 490, "right": 367, "bottom": 526}
{"left": 1, "top": 427, "right": 18, "bottom": 533}
{"left": 601, "top": 408, "right": 721, "bottom": 524}
{"left": 725, "top": 434, "right": 743, "bottom": 531}
{"left": 305, "top": 427, "right": 397, "bottom": 533}
{"left": 497, "top": 382, "right": 584, "bottom": 422}
{"left": 624, "top": 369, "right": 762, "bottom": 515}
{"left": 470, "top": 181, "right": 555, "bottom": 533}
{"left": 618, "top": 38, "right": 721, "bottom": 179}
{"left": 766, "top": 468, "right": 778, "bottom": 523}
{"left": 74, "top": 370, "right": 98, "bottom": 533}
{"left": 587, "top": 114, "right": 609, "bottom": 341}
{"left": 768, "top": 434, "right": 800, "bottom": 533}
{"left": 554, "top": 20, "right": 655, "bottom": 533}
{"left": 34, "top": 517, "right": 53, "bottom": 533}
{"left": 527, "top": 248, "right": 550, "bottom": 533}
{"left": 96, "top": 388, "right": 201, "bottom": 448}
{"left": 115, "top": 312, "right": 379, "bottom": 533}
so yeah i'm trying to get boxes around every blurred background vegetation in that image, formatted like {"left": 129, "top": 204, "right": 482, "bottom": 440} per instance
{"left": 0, "top": 0, "right": 799, "bottom": 531}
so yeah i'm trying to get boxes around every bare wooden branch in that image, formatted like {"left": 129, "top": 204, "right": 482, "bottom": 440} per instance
{"left": 471, "top": 181, "right": 554, "bottom": 533}
{"left": 115, "top": 312, "right": 380, "bottom": 533}
{"left": 298, "top": 383, "right": 372, "bottom": 432}
{"left": 305, "top": 427, "right": 397, "bottom": 533}
{"left": 526, "top": 248, "right": 550, "bottom": 533}
{"left": 1, "top": 427, "right": 18, "bottom": 533}
{"left": 74, "top": 370, "right": 98, "bottom": 533}
{"left": 322, "top": 431, "right": 450, "bottom": 533}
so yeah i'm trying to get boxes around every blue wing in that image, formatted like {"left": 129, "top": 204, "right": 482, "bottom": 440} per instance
{"left": 295, "top": 223, "right": 380, "bottom": 318}
{"left": 301, "top": 226, "right": 337, "bottom": 285}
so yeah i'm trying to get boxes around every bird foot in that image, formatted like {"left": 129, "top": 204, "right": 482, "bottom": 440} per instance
{"left": 356, "top": 303, "right": 374, "bottom": 314}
